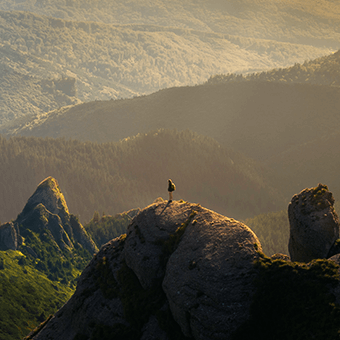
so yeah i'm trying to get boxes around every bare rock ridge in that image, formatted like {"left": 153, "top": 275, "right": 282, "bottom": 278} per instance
{"left": 288, "top": 183, "right": 340, "bottom": 262}
{"left": 31, "top": 201, "right": 262, "bottom": 340}
{"left": 1, "top": 176, "right": 98, "bottom": 255}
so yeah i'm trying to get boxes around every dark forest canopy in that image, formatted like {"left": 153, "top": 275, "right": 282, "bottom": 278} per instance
{"left": 0, "top": 129, "right": 283, "bottom": 224}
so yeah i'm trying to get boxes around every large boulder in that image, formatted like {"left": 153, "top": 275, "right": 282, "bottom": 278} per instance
{"left": 31, "top": 201, "right": 263, "bottom": 340}
{"left": 162, "top": 204, "right": 261, "bottom": 339}
{"left": 288, "top": 183, "right": 339, "bottom": 262}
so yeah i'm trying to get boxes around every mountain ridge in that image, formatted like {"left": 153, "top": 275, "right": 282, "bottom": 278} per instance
{"left": 3, "top": 78, "right": 340, "bottom": 200}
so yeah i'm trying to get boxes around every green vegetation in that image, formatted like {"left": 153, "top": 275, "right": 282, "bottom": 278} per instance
{"left": 19, "top": 226, "right": 91, "bottom": 286}
{"left": 245, "top": 210, "right": 289, "bottom": 256}
{"left": 85, "top": 210, "right": 139, "bottom": 247}
{"left": 245, "top": 201, "right": 340, "bottom": 257}
{"left": 208, "top": 50, "right": 340, "bottom": 88}
{"left": 233, "top": 252, "right": 340, "bottom": 340}
{"left": 0, "top": 130, "right": 283, "bottom": 224}
{"left": 2, "top": 0, "right": 340, "bottom": 45}
{"left": 0, "top": 250, "right": 73, "bottom": 340}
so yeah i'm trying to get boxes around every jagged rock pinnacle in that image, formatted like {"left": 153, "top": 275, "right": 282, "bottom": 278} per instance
{"left": 15, "top": 176, "right": 98, "bottom": 254}
{"left": 21, "top": 176, "right": 69, "bottom": 223}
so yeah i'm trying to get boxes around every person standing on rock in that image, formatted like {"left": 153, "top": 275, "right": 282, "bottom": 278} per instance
{"left": 168, "top": 179, "right": 176, "bottom": 202}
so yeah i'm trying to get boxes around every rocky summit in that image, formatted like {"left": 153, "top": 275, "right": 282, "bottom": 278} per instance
{"left": 288, "top": 183, "right": 339, "bottom": 262}
{"left": 1, "top": 176, "right": 98, "bottom": 255}
{"left": 30, "top": 200, "right": 262, "bottom": 340}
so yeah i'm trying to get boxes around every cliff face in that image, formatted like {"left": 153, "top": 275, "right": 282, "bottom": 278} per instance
{"left": 31, "top": 201, "right": 262, "bottom": 340}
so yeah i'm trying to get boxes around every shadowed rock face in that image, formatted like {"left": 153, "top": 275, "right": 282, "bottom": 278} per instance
{"left": 288, "top": 184, "right": 340, "bottom": 262}
{"left": 31, "top": 201, "right": 262, "bottom": 340}
{"left": 0, "top": 222, "right": 21, "bottom": 250}
{"left": 162, "top": 209, "right": 261, "bottom": 339}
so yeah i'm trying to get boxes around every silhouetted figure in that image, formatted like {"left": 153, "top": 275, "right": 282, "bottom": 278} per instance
{"left": 168, "top": 179, "right": 176, "bottom": 202}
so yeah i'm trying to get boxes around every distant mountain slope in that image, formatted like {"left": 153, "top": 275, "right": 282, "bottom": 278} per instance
{"left": 208, "top": 49, "right": 340, "bottom": 86}
{"left": 4, "top": 81, "right": 339, "bottom": 155}
{"left": 1, "top": 0, "right": 340, "bottom": 47}
{"left": 0, "top": 63, "right": 81, "bottom": 122}
{"left": 0, "top": 2, "right": 337, "bottom": 123}
{"left": 0, "top": 130, "right": 283, "bottom": 224}
{"left": 4, "top": 80, "right": 340, "bottom": 200}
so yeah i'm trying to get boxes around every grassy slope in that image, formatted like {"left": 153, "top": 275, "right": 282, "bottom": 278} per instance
{"left": 0, "top": 250, "right": 74, "bottom": 340}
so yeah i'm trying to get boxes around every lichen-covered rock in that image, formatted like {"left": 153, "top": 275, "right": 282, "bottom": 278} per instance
{"left": 162, "top": 205, "right": 262, "bottom": 339}
{"left": 271, "top": 253, "right": 291, "bottom": 261}
{"left": 288, "top": 184, "right": 339, "bottom": 262}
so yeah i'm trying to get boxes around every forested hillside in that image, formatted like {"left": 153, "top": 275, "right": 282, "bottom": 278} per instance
{"left": 1, "top": 0, "right": 340, "bottom": 47}
{"left": 4, "top": 79, "right": 340, "bottom": 201}
{"left": 0, "top": 129, "right": 282, "bottom": 224}
{"left": 208, "top": 49, "right": 340, "bottom": 86}
{"left": 1, "top": 0, "right": 339, "bottom": 123}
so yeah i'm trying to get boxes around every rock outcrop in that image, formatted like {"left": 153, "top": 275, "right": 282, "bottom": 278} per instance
{"left": 30, "top": 201, "right": 262, "bottom": 340}
{"left": 288, "top": 183, "right": 339, "bottom": 262}
{"left": 0, "top": 222, "right": 22, "bottom": 250}
{"left": 19, "top": 176, "right": 70, "bottom": 225}
{"left": 15, "top": 177, "right": 98, "bottom": 255}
